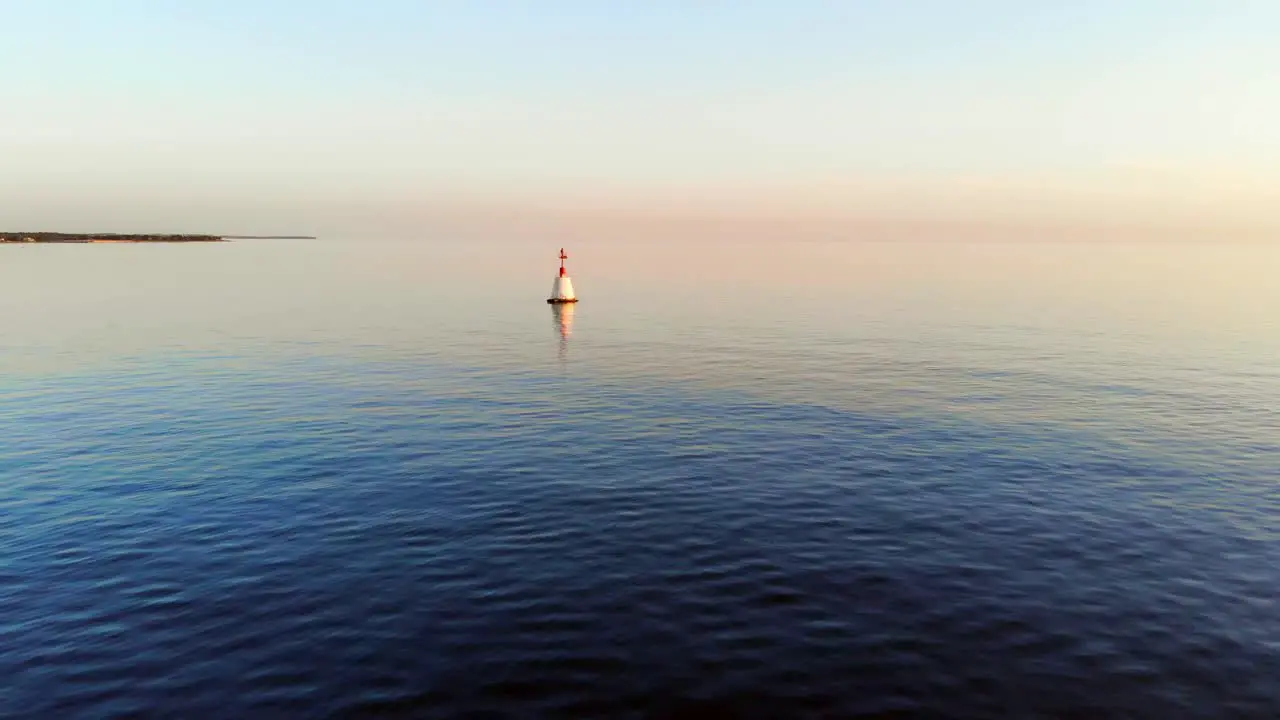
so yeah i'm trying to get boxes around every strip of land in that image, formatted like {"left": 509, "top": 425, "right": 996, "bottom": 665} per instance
{"left": 1, "top": 232, "right": 224, "bottom": 243}
{"left": 1, "top": 233, "right": 317, "bottom": 243}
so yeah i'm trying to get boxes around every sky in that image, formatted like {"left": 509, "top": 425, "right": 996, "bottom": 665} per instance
{"left": 1, "top": 0, "right": 1277, "bottom": 236}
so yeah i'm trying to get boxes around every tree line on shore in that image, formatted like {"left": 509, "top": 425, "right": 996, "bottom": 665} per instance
{"left": 0, "top": 232, "right": 223, "bottom": 243}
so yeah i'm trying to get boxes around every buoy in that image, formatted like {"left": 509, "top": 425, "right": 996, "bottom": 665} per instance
{"left": 547, "top": 247, "right": 578, "bottom": 304}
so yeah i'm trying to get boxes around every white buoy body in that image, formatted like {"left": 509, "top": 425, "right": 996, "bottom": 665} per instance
{"left": 549, "top": 275, "right": 576, "bottom": 302}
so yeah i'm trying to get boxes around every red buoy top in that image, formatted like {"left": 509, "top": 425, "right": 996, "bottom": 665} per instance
{"left": 559, "top": 248, "right": 569, "bottom": 277}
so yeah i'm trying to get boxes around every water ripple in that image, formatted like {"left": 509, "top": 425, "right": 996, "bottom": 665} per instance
{"left": 4, "top": 236, "right": 1280, "bottom": 717}
{"left": 2, "top": 352, "right": 1277, "bottom": 718}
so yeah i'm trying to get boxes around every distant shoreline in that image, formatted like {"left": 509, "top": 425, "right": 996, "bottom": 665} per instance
{"left": 0, "top": 233, "right": 317, "bottom": 243}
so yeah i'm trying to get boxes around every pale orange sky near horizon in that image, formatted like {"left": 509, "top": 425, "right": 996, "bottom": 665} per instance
{"left": 8, "top": 169, "right": 1278, "bottom": 241}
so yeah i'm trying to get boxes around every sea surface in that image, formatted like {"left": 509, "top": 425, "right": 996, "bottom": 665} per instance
{"left": 1, "top": 237, "right": 1278, "bottom": 718}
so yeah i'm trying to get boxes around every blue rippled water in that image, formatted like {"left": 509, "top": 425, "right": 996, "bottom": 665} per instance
{"left": 2, "top": 238, "right": 1278, "bottom": 717}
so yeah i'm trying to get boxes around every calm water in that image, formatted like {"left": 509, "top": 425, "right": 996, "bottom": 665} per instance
{"left": 2, "top": 238, "right": 1278, "bottom": 718}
